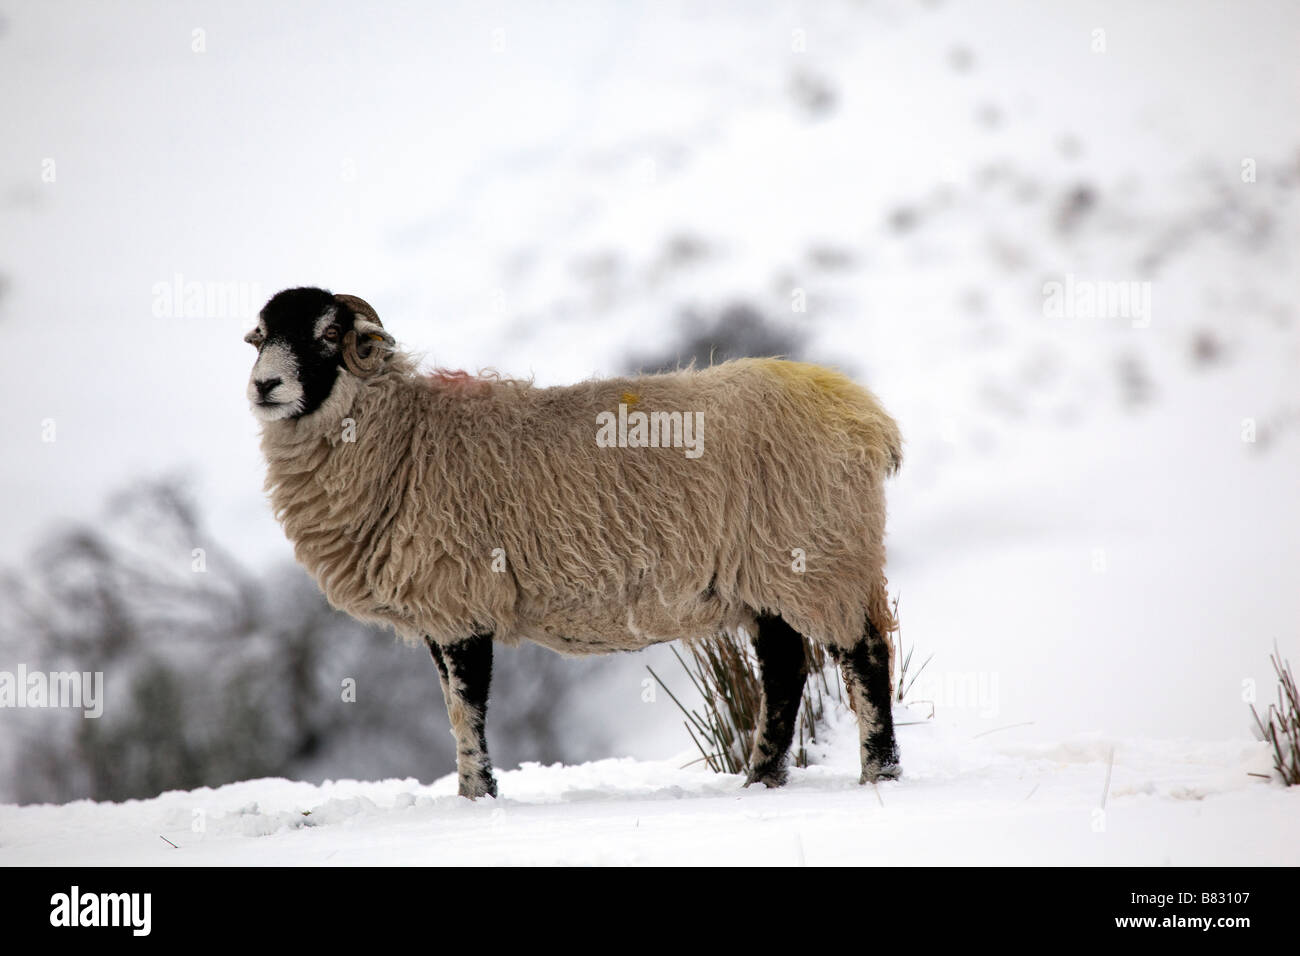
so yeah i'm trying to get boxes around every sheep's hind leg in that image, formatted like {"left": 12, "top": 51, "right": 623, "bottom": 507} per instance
{"left": 744, "top": 614, "right": 809, "bottom": 788}
{"left": 426, "top": 634, "right": 499, "bottom": 799}
{"left": 833, "top": 620, "right": 901, "bottom": 784}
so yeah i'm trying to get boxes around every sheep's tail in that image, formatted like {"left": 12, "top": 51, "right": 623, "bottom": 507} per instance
{"left": 867, "top": 391, "right": 903, "bottom": 476}
{"left": 867, "top": 573, "right": 899, "bottom": 696}
{"left": 867, "top": 569, "right": 897, "bottom": 634}
{"left": 882, "top": 419, "right": 903, "bottom": 476}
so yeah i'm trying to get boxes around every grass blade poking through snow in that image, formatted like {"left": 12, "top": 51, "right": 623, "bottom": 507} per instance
{"left": 892, "top": 597, "right": 932, "bottom": 705}
{"left": 1251, "top": 646, "right": 1299, "bottom": 785}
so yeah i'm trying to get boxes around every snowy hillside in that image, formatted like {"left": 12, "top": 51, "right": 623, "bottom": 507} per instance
{"left": 1, "top": 0, "right": 1298, "bottom": 862}
{"left": 3, "top": 706, "right": 1294, "bottom": 865}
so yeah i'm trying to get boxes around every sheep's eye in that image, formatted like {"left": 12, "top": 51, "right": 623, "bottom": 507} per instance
{"left": 323, "top": 326, "right": 340, "bottom": 342}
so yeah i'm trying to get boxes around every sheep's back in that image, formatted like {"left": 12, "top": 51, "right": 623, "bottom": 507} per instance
{"left": 424, "top": 359, "right": 897, "bottom": 651}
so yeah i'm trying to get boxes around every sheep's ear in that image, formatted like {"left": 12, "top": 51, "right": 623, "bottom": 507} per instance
{"left": 334, "top": 293, "right": 395, "bottom": 368}
{"left": 353, "top": 317, "right": 395, "bottom": 351}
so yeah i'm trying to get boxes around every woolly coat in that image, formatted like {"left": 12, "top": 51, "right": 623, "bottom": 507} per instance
{"left": 259, "top": 352, "right": 901, "bottom": 657}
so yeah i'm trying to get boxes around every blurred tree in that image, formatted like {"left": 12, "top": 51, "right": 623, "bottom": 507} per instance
{"left": 626, "top": 302, "right": 805, "bottom": 375}
{"left": 0, "top": 479, "right": 613, "bottom": 804}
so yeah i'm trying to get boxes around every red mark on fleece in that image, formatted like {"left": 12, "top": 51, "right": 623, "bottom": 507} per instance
{"left": 425, "top": 368, "right": 497, "bottom": 396}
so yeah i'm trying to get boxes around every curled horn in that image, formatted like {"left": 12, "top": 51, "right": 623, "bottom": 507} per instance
{"left": 335, "top": 293, "right": 391, "bottom": 378}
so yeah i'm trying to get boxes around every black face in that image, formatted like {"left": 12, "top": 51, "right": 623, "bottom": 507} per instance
{"left": 246, "top": 287, "right": 356, "bottom": 421}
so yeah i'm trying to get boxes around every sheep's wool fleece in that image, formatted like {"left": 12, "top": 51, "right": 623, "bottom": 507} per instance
{"left": 260, "top": 354, "right": 901, "bottom": 657}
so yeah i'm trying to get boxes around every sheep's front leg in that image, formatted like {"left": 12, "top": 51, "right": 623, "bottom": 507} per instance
{"left": 426, "top": 634, "right": 498, "bottom": 799}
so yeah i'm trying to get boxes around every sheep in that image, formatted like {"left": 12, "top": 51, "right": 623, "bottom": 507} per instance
{"left": 247, "top": 287, "right": 903, "bottom": 798}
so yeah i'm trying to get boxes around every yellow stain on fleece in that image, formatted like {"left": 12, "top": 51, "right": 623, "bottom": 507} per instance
{"left": 750, "top": 359, "right": 866, "bottom": 413}
{"left": 746, "top": 360, "right": 901, "bottom": 474}
{"left": 620, "top": 391, "right": 640, "bottom": 407}
{"left": 752, "top": 358, "right": 851, "bottom": 391}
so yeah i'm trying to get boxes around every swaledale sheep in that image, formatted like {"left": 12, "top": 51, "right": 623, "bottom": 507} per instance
{"left": 247, "top": 287, "right": 903, "bottom": 798}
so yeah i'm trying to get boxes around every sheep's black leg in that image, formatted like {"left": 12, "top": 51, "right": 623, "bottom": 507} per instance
{"left": 426, "top": 634, "right": 498, "bottom": 799}
{"left": 744, "top": 614, "right": 809, "bottom": 788}
{"left": 832, "top": 621, "right": 901, "bottom": 784}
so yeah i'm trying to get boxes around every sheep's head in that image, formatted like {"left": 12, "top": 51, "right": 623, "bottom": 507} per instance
{"left": 245, "top": 287, "right": 394, "bottom": 422}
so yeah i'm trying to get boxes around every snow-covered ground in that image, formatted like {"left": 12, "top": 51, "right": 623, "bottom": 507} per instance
{"left": 3, "top": 706, "right": 1293, "bottom": 865}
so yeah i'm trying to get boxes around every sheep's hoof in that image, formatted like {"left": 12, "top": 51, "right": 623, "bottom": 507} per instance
{"left": 458, "top": 775, "right": 498, "bottom": 800}
{"left": 743, "top": 764, "right": 790, "bottom": 789}
{"left": 859, "top": 762, "right": 902, "bottom": 784}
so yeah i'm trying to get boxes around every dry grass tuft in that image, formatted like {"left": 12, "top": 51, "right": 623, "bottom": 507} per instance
{"left": 1251, "top": 646, "right": 1299, "bottom": 785}
{"left": 648, "top": 635, "right": 760, "bottom": 775}
{"left": 649, "top": 599, "right": 926, "bottom": 775}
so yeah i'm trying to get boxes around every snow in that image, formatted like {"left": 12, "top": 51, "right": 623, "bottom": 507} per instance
{"left": 3, "top": 706, "right": 1293, "bottom": 865}
{"left": 1, "top": 0, "right": 1298, "bottom": 862}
